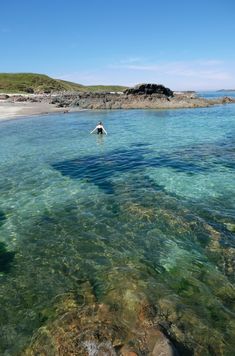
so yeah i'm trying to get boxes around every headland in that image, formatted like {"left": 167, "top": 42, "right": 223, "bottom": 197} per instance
{"left": 0, "top": 82, "right": 235, "bottom": 121}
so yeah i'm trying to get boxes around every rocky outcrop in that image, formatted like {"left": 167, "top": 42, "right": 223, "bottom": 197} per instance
{"left": 124, "top": 83, "right": 173, "bottom": 97}
{"left": 222, "top": 96, "right": 234, "bottom": 103}
{"left": 49, "top": 91, "right": 234, "bottom": 110}
{"left": 46, "top": 83, "right": 235, "bottom": 109}
{"left": 2, "top": 83, "right": 235, "bottom": 111}
{"left": 0, "top": 94, "right": 9, "bottom": 100}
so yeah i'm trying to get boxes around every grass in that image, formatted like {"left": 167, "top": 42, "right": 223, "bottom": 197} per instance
{"left": 82, "top": 85, "right": 128, "bottom": 92}
{"left": 0, "top": 73, "right": 128, "bottom": 94}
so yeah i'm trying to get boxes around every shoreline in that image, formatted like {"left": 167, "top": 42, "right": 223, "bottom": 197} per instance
{"left": 0, "top": 101, "right": 82, "bottom": 122}
{"left": 0, "top": 92, "right": 235, "bottom": 122}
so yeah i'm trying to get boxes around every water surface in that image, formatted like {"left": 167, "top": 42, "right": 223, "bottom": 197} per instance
{"left": 0, "top": 105, "right": 235, "bottom": 354}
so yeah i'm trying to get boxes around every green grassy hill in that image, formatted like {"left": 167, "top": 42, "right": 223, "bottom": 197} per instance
{"left": 0, "top": 73, "right": 128, "bottom": 94}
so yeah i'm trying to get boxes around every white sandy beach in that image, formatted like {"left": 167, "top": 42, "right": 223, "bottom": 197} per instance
{"left": 0, "top": 101, "right": 72, "bottom": 121}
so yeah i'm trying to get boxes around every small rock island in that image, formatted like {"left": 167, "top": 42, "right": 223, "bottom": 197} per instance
{"left": 49, "top": 83, "right": 235, "bottom": 110}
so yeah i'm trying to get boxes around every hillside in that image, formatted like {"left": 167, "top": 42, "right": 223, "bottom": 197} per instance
{"left": 0, "top": 73, "right": 128, "bottom": 94}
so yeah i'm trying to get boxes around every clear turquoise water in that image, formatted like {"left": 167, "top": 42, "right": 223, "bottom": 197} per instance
{"left": 0, "top": 105, "right": 235, "bottom": 354}
{"left": 198, "top": 90, "right": 235, "bottom": 99}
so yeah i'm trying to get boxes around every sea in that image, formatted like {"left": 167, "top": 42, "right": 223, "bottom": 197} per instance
{"left": 0, "top": 91, "right": 234, "bottom": 354}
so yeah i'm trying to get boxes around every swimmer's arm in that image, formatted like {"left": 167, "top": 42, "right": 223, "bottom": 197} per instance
{"left": 103, "top": 128, "right": 108, "bottom": 135}
{"left": 90, "top": 126, "right": 98, "bottom": 134}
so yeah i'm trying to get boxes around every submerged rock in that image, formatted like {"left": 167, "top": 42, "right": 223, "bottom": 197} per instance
{"left": 0, "top": 210, "right": 6, "bottom": 225}
{"left": 224, "top": 222, "right": 235, "bottom": 233}
{"left": 204, "top": 223, "right": 235, "bottom": 282}
{"left": 151, "top": 331, "right": 177, "bottom": 356}
{"left": 3, "top": 171, "right": 235, "bottom": 355}
{"left": 0, "top": 242, "right": 15, "bottom": 273}
{"left": 24, "top": 282, "right": 179, "bottom": 356}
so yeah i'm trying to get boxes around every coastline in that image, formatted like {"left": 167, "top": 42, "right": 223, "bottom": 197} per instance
{"left": 0, "top": 101, "right": 81, "bottom": 122}
{"left": 0, "top": 91, "right": 234, "bottom": 121}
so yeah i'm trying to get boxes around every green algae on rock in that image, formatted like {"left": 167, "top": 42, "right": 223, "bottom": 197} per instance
{"left": 24, "top": 283, "right": 177, "bottom": 356}
{"left": 0, "top": 242, "right": 15, "bottom": 273}
{"left": 0, "top": 108, "right": 235, "bottom": 355}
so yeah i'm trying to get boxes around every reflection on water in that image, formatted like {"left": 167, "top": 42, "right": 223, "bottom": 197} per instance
{"left": 0, "top": 107, "right": 234, "bottom": 355}
{"left": 96, "top": 133, "right": 105, "bottom": 146}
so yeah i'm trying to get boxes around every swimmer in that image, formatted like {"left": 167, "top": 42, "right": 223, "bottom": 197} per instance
{"left": 90, "top": 121, "right": 107, "bottom": 135}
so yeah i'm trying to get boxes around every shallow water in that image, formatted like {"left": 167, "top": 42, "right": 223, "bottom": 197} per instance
{"left": 198, "top": 90, "right": 235, "bottom": 99}
{"left": 0, "top": 105, "right": 235, "bottom": 354}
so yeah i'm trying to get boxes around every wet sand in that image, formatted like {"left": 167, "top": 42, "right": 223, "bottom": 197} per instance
{"left": 0, "top": 101, "right": 76, "bottom": 121}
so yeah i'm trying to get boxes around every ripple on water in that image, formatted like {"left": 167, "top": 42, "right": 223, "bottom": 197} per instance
{"left": 0, "top": 108, "right": 234, "bottom": 354}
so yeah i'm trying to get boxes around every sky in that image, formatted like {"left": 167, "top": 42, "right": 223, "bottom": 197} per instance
{"left": 1, "top": 0, "right": 235, "bottom": 90}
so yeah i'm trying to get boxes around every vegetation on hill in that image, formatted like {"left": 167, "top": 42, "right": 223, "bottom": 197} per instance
{"left": 82, "top": 85, "right": 128, "bottom": 92}
{"left": 0, "top": 73, "right": 128, "bottom": 94}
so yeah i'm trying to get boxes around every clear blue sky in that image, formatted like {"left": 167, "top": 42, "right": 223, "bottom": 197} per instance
{"left": 1, "top": 0, "right": 235, "bottom": 90}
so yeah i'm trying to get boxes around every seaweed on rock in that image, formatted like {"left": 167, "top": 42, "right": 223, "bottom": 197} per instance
{"left": 0, "top": 209, "right": 6, "bottom": 226}
{"left": 1, "top": 173, "right": 235, "bottom": 355}
{"left": 24, "top": 282, "right": 178, "bottom": 356}
{"left": 0, "top": 242, "right": 15, "bottom": 273}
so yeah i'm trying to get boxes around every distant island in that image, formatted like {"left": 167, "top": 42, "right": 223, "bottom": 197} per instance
{"left": 217, "top": 89, "right": 235, "bottom": 92}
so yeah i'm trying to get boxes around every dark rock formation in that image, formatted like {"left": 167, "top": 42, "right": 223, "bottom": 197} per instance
{"left": 4, "top": 84, "right": 235, "bottom": 111}
{"left": 222, "top": 96, "right": 234, "bottom": 103}
{"left": 25, "top": 87, "right": 34, "bottom": 94}
{"left": 48, "top": 91, "right": 214, "bottom": 110}
{"left": 14, "top": 96, "right": 28, "bottom": 102}
{"left": 124, "top": 83, "right": 173, "bottom": 97}
{"left": 0, "top": 242, "right": 15, "bottom": 273}
{"left": 0, "top": 94, "right": 9, "bottom": 100}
